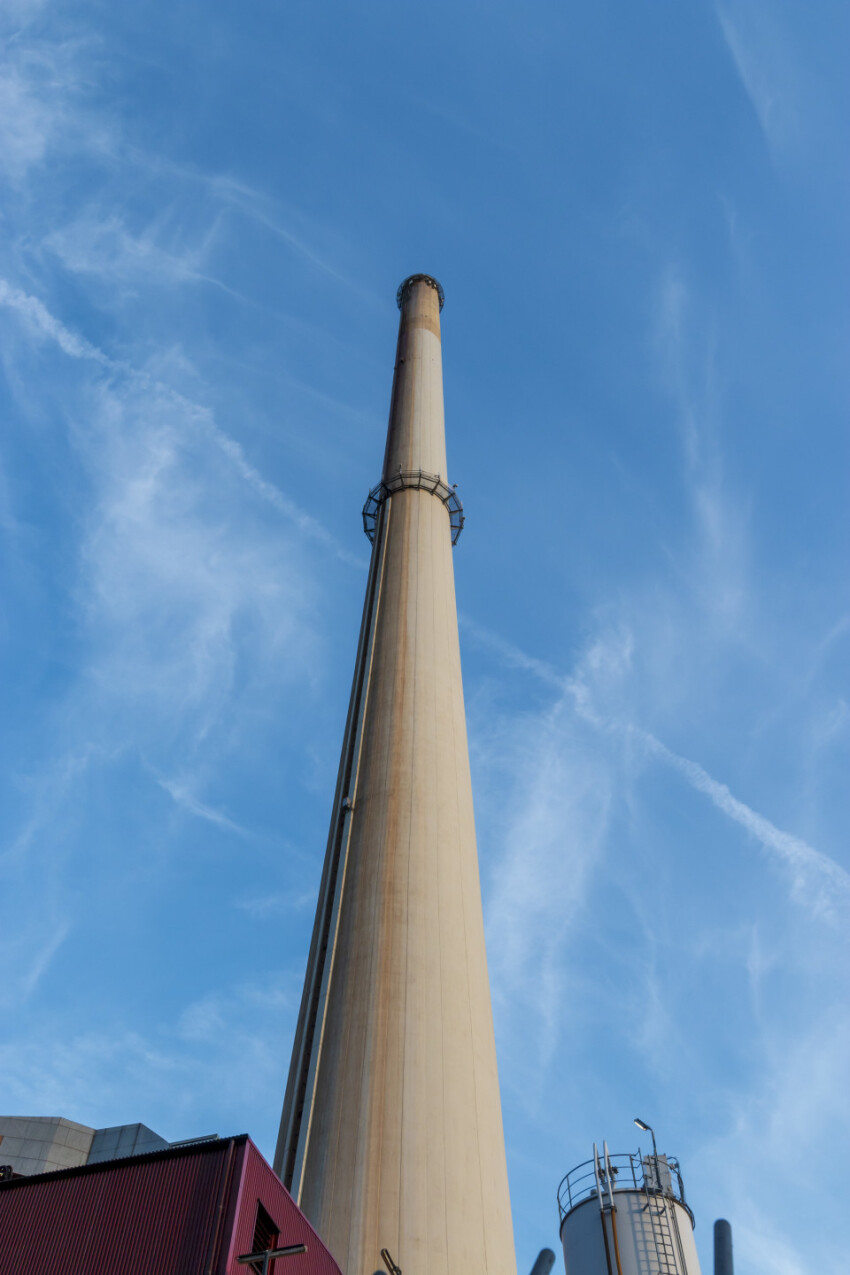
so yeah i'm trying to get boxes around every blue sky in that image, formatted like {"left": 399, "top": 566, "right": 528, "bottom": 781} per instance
{"left": 1, "top": 2, "right": 847, "bottom": 1272}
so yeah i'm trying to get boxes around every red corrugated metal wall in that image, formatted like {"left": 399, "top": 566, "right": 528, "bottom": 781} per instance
{"left": 0, "top": 1136, "right": 345, "bottom": 1275}
{"left": 0, "top": 1137, "right": 241, "bottom": 1275}
{"left": 226, "top": 1142, "right": 343, "bottom": 1275}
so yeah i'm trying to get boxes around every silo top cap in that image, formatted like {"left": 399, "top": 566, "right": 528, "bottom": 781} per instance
{"left": 397, "top": 274, "right": 445, "bottom": 310}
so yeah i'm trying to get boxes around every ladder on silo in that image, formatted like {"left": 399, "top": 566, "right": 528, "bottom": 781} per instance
{"left": 641, "top": 1161, "right": 688, "bottom": 1275}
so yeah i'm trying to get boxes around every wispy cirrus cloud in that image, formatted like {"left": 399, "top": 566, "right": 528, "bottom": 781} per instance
{"left": 640, "top": 732, "right": 850, "bottom": 920}
{"left": 715, "top": 2, "right": 802, "bottom": 157}
{"left": 473, "top": 616, "right": 849, "bottom": 941}
{"left": 578, "top": 627, "right": 848, "bottom": 922}
{"left": 0, "top": 15, "right": 351, "bottom": 304}
{"left": 0, "top": 915, "right": 73, "bottom": 1008}
{"left": 474, "top": 611, "right": 848, "bottom": 1270}
{"left": 692, "top": 1006, "right": 850, "bottom": 1275}
{"left": 0, "top": 279, "right": 111, "bottom": 364}
{"left": 0, "top": 279, "right": 330, "bottom": 955}
{"left": 18, "top": 922, "right": 72, "bottom": 1000}
{"left": 235, "top": 890, "right": 317, "bottom": 918}
{"left": 482, "top": 698, "right": 611, "bottom": 1090}
{"left": 41, "top": 210, "right": 261, "bottom": 311}
{"left": 209, "top": 177, "right": 362, "bottom": 293}
{"left": 157, "top": 776, "right": 249, "bottom": 837}
{"left": 1, "top": 746, "right": 94, "bottom": 869}
{"left": 0, "top": 972, "right": 301, "bottom": 1148}
{"left": 651, "top": 266, "right": 752, "bottom": 638}
{"left": 0, "top": 279, "right": 364, "bottom": 567}
{"left": 0, "top": 25, "right": 111, "bottom": 184}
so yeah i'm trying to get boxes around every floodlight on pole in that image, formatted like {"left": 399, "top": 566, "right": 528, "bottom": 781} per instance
{"left": 634, "top": 1117, "right": 658, "bottom": 1160}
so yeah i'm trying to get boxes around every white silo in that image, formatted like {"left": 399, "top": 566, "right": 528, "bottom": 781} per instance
{"left": 558, "top": 1124, "right": 702, "bottom": 1275}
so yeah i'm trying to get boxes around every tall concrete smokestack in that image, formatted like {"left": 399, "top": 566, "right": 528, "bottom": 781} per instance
{"left": 275, "top": 275, "right": 517, "bottom": 1275}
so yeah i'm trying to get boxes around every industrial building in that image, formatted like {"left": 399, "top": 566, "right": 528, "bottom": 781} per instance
{"left": 0, "top": 1132, "right": 342, "bottom": 1275}
{"left": 0, "top": 1114, "right": 169, "bottom": 1177}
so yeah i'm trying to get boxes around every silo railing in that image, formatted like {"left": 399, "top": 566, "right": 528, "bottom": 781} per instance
{"left": 557, "top": 1151, "right": 693, "bottom": 1227}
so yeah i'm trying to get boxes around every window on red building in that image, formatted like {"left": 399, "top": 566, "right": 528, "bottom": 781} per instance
{"left": 250, "top": 1201, "right": 279, "bottom": 1272}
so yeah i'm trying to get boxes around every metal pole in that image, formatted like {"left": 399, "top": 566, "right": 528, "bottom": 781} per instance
{"left": 593, "top": 1144, "right": 614, "bottom": 1275}
{"left": 602, "top": 1142, "right": 624, "bottom": 1275}
{"left": 237, "top": 1244, "right": 307, "bottom": 1273}
{"left": 669, "top": 1195, "right": 689, "bottom": 1273}
{"left": 714, "top": 1219, "right": 734, "bottom": 1275}
{"left": 634, "top": 1119, "right": 659, "bottom": 1170}
{"left": 380, "top": 1248, "right": 402, "bottom": 1275}
{"left": 527, "top": 1249, "right": 556, "bottom": 1275}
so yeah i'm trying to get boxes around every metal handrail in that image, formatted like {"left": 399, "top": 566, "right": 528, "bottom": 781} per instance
{"left": 557, "top": 1150, "right": 694, "bottom": 1228}
{"left": 362, "top": 470, "right": 464, "bottom": 545}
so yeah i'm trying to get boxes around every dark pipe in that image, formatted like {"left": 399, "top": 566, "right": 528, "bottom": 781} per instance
{"left": 608, "top": 1207, "right": 624, "bottom": 1275}
{"left": 598, "top": 1212, "right": 614, "bottom": 1275}
{"left": 714, "top": 1219, "right": 734, "bottom": 1275}
{"left": 528, "top": 1250, "right": 556, "bottom": 1275}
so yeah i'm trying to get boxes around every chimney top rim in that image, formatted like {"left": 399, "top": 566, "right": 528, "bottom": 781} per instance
{"left": 397, "top": 274, "right": 445, "bottom": 311}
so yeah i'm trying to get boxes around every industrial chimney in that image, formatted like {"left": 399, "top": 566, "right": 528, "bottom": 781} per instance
{"left": 275, "top": 276, "right": 517, "bottom": 1275}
